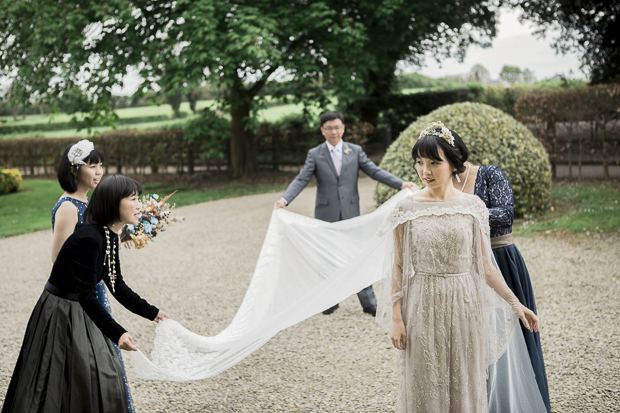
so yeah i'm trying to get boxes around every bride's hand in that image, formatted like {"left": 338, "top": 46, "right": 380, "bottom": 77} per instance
{"left": 390, "top": 319, "right": 407, "bottom": 350}
{"left": 517, "top": 305, "right": 539, "bottom": 333}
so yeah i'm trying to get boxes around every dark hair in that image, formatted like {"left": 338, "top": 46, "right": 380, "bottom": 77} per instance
{"left": 84, "top": 175, "right": 143, "bottom": 226}
{"left": 411, "top": 129, "right": 467, "bottom": 176}
{"left": 320, "top": 111, "right": 345, "bottom": 127}
{"left": 451, "top": 131, "right": 469, "bottom": 164}
{"left": 57, "top": 143, "right": 105, "bottom": 192}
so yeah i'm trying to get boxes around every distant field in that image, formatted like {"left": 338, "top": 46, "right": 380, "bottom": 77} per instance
{"left": 0, "top": 101, "right": 216, "bottom": 125}
{"left": 0, "top": 99, "right": 310, "bottom": 139}
{"left": 4, "top": 119, "right": 192, "bottom": 139}
{"left": 400, "top": 87, "right": 444, "bottom": 95}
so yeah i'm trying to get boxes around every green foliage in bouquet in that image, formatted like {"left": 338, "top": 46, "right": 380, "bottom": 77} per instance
{"left": 374, "top": 102, "right": 551, "bottom": 218}
{"left": 0, "top": 168, "right": 22, "bottom": 195}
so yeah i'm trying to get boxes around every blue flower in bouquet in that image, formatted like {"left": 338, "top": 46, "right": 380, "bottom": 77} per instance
{"left": 119, "top": 191, "right": 184, "bottom": 249}
{"left": 144, "top": 222, "right": 154, "bottom": 234}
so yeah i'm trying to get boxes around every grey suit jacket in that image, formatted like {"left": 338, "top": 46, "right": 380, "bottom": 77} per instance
{"left": 281, "top": 141, "right": 404, "bottom": 222}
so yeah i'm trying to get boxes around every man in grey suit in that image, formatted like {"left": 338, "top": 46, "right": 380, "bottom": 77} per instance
{"left": 274, "top": 111, "right": 417, "bottom": 316}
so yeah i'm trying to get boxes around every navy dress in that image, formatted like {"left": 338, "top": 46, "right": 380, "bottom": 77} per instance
{"left": 474, "top": 166, "right": 551, "bottom": 412}
{"left": 51, "top": 198, "right": 134, "bottom": 413}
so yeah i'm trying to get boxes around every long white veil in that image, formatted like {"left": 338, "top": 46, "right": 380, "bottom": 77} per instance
{"left": 131, "top": 189, "right": 546, "bottom": 412}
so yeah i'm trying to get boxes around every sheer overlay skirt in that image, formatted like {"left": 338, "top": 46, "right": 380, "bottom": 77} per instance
{"left": 1, "top": 290, "right": 129, "bottom": 413}
{"left": 397, "top": 272, "right": 487, "bottom": 413}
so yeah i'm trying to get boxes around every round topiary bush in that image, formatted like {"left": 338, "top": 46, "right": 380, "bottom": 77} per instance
{"left": 375, "top": 102, "right": 551, "bottom": 218}
{"left": 0, "top": 167, "right": 23, "bottom": 195}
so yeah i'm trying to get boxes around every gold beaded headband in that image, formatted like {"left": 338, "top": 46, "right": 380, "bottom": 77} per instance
{"left": 418, "top": 121, "right": 455, "bottom": 147}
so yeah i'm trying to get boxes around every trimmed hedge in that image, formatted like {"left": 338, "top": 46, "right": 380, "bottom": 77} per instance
{"left": 0, "top": 130, "right": 187, "bottom": 176}
{"left": 0, "top": 123, "right": 325, "bottom": 175}
{"left": 515, "top": 84, "right": 620, "bottom": 180}
{"left": 0, "top": 115, "right": 171, "bottom": 135}
{"left": 0, "top": 168, "right": 22, "bottom": 195}
{"left": 375, "top": 102, "right": 552, "bottom": 218}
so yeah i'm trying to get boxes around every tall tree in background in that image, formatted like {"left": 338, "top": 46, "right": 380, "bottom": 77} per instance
{"left": 0, "top": 0, "right": 501, "bottom": 176}
{"left": 511, "top": 0, "right": 620, "bottom": 83}
{"left": 333, "top": 0, "right": 502, "bottom": 125}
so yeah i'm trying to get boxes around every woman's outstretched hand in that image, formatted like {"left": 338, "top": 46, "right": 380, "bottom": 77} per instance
{"left": 517, "top": 305, "right": 540, "bottom": 333}
{"left": 118, "top": 332, "right": 139, "bottom": 351}
{"left": 153, "top": 310, "right": 171, "bottom": 323}
{"left": 390, "top": 319, "right": 407, "bottom": 350}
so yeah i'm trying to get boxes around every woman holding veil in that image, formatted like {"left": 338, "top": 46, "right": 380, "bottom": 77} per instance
{"left": 377, "top": 122, "right": 544, "bottom": 412}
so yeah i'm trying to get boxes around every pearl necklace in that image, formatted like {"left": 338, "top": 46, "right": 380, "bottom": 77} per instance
{"left": 459, "top": 163, "right": 471, "bottom": 192}
{"left": 103, "top": 226, "right": 117, "bottom": 292}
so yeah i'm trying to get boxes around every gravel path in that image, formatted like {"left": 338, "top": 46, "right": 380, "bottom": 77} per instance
{"left": 1, "top": 176, "right": 618, "bottom": 412}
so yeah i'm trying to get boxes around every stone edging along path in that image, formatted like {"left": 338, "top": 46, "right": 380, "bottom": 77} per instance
{"left": 0, "top": 177, "right": 618, "bottom": 412}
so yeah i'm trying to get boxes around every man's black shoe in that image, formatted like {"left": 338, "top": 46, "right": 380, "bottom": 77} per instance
{"left": 363, "top": 306, "right": 377, "bottom": 317}
{"left": 322, "top": 304, "right": 339, "bottom": 315}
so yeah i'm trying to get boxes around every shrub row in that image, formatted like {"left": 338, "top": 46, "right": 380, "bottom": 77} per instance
{"left": 0, "top": 124, "right": 326, "bottom": 176}
{"left": 0, "top": 114, "right": 171, "bottom": 135}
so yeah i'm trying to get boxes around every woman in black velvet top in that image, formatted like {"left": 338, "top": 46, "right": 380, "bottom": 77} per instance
{"left": 2, "top": 175, "right": 169, "bottom": 413}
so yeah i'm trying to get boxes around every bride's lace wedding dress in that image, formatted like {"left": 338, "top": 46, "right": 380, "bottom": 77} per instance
{"left": 132, "top": 189, "right": 547, "bottom": 412}
{"left": 376, "top": 194, "right": 546, "bottom": 412}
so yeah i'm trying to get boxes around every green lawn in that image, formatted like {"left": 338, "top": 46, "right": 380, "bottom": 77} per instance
{"left": 0, "top": 180, "right": 64, "bottom": 237}
{"left": 0, "top": 179, "right": 287, "bottom": 238}
{"left": 515, "top": 182, "right": 620, "bottom": 236}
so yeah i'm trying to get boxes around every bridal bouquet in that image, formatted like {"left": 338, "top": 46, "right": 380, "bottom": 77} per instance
{"left": 120, "top": 191, "right": 184, "bottom": 249}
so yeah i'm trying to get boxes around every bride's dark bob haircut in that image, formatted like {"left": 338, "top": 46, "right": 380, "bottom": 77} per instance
{"left": 411, "top": 129, "right": 467, "bottom": 175}
{"left": 84, "top": 175, "right": 142, "bottom": 226}
{"left": 57, "top": 143, "right": 105, "bottom": 193}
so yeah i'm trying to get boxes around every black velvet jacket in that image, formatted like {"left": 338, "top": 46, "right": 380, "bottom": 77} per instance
{"left": 48, "top": 224, "right": 159, "bottom": 344}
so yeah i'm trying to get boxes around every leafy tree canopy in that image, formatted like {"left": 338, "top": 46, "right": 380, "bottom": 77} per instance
{"left": 334, "top": 0, "right": 502, "bottom": 124}
{"left": 0, "top": 0, "right": 502, "bottom": 176}
{"left": 510, "top": 0, "right": 620, "bottom": 83}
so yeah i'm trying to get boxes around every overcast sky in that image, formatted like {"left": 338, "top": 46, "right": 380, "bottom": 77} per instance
{"left": 405, "top": 8, "right": 584, "bottom": 81}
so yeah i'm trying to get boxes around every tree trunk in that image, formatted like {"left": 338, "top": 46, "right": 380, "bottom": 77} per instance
{"left": 567, "top": 124, "right": 573, "bottom": 179}
{"left": 600, "top": 120, "right": 609, "bottom": 180}
{"left": 229, "top": 84, "right": 257, "bottom": 178}
{"left": 547, "top": 120, "right": 557, "bottom": 179}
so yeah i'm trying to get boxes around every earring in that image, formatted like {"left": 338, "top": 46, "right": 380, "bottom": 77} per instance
{"left": 455, "top": 173, "right": 461, "bottom": 183}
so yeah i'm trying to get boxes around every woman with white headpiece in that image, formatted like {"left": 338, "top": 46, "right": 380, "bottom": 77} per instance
{"left": 50, "top": 139, "right": 135, "bottom": 412}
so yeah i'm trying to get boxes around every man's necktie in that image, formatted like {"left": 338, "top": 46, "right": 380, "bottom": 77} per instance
{"left": 330, "top": 148, "right": 341, "bottom": 176}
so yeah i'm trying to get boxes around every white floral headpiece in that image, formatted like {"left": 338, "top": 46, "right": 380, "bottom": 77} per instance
{"left": 67, "top": 139, "right": 95, "bottom": 166}
{"left": 418, "top": 121, "right": 455, "bottom": 147}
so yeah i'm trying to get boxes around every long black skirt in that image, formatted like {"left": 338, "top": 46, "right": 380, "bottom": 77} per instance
{"left": 493, "top": 244, "right": 551, "bottom": 413}
{"left": 1, "top": 290, "right": 129, "bottom": 413}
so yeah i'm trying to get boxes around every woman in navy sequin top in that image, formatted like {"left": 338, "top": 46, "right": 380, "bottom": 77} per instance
{"left": 451, "top": 133, "right": 551, "bottom": 413}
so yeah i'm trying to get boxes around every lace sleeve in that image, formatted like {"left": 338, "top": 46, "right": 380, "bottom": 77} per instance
{"left": 391, "top": 222, "right": 405, "bottom": 305}
{"left": 487, "top": 166, "right": 514, "bottom": 229}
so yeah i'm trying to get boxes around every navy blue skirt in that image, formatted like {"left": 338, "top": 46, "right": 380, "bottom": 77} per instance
{"left": 493, "top": 243, "right": 551, "bottom": 413}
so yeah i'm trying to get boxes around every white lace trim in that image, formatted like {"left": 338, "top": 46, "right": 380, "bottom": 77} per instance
{"left": 377, "top": 197, "right": 490, "bottom": 237}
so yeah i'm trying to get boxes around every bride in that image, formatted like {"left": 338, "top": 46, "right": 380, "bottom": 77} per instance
{"left": 382, "top": 122, "right": 540, "bottom": 412}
